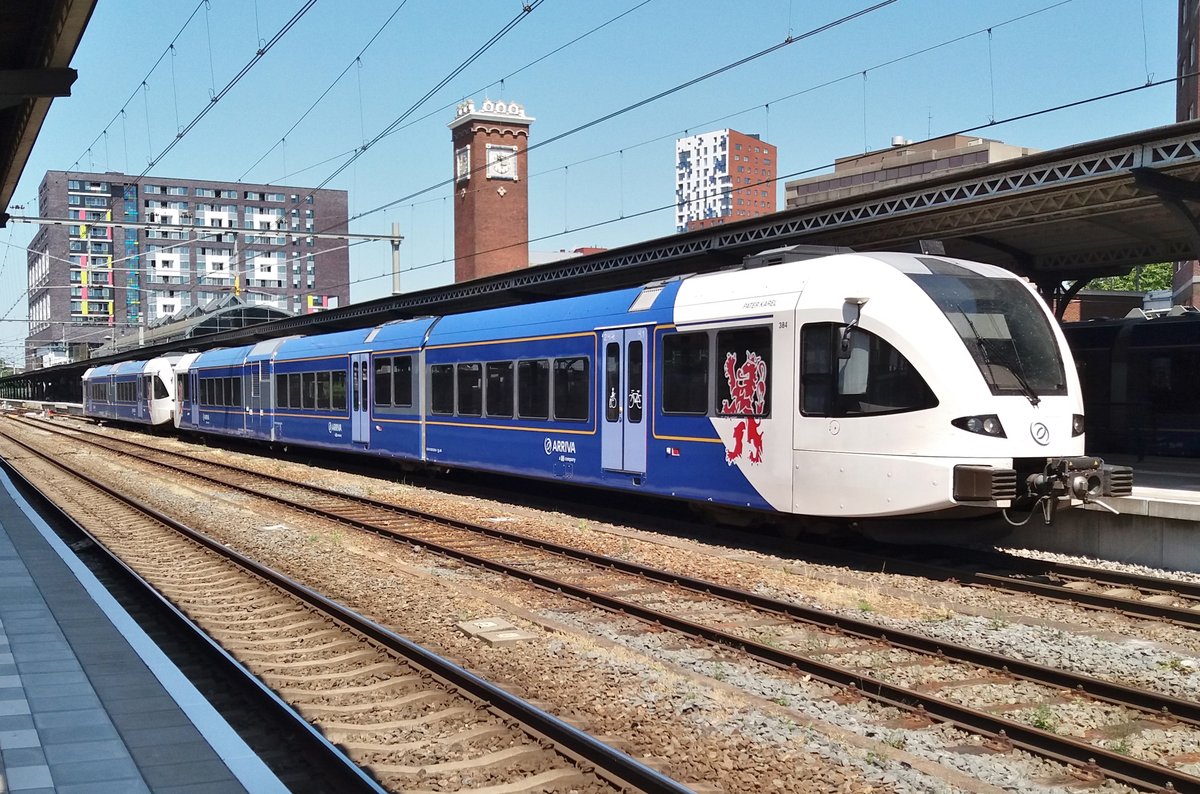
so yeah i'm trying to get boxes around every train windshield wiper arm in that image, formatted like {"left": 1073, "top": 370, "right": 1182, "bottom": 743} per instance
{"left": 955, "top": 306, "right": 1040, "bottom": 406}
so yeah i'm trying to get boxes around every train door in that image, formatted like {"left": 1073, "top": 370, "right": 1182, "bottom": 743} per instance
{"left": 350, "top": 352, "right": 370, "bottom": 445}
{"left": 137, "top": 376, "right": 148, "bottom": 419}
{"left": 189, "top": 371, "right": 199, "bottom": 425}
{"left": 600, "top": 327, "right": 648, "bottom": 474}
{"left": 247, "top": 362, "right": 262, "bottom": 433}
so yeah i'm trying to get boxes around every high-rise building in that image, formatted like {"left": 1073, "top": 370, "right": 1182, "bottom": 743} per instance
{"left": 674, "top": 129, "right": 776, "bottom": 233}
{"left": 450, "top": 99, "right": 533, "bottom": 283}
{"left": 26, "top": 171, "right": 349, "bottom": 367}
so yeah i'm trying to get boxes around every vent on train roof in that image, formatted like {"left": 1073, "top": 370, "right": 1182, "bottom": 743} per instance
{"left": 629, "top": 276, "right": 688, "bottom": 311}
{"left": 629, "top": 284, "right": 665, "bottom": 312}
{"left": 741, "top": 244, "right": 854, "bottom": 270}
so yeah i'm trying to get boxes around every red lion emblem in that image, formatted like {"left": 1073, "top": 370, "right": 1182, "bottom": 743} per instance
{"left": 721, "top": 350, "right": 766, "bottom": 464}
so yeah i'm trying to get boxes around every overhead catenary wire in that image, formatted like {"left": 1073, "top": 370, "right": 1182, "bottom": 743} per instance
{"left": 343, "top": 0, "right": 899, "bottom": 226}
{"left": 255, "top": 0, "right": 660, "bottom": 188}
{"left": 333, "top": 0, "right": 1077, "bottom": 231}
{"left": 4, "top": 71, "right": 1180, "bottom": 353}
{"left": 237, "top": 0, "right": 412, "bottom": 183}
{"left": 69, "top": 0, "right": 208, "bottom": 172}
{"left": 136, "top": 1, "right": 318, "bottom": 180}
{"left": 304, "top": 0, "right": 547, "bottom": 198}
{"left": 2, "top": 1, "right": 1161, "bottom": 352}
{"left": 311, "top": 70, "right": 1191, "bottom": 297}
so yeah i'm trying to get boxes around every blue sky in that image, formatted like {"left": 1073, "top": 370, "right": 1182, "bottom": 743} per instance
{"left": 0, "top": 0, "right": 1178, "bottom": 363}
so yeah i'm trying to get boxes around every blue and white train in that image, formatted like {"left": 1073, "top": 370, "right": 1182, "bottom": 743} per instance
{"left": 82, "top": 356, "right": 180, "bottom": 426}
{"left": 82, "top": 249, "right": 1131, "bottom": 525}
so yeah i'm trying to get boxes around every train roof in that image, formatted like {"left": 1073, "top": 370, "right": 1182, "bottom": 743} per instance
{"left": 365, "top": 317, "right": 438, "bottom": 348}
{"left": 425, "top": 283, "right": 678, "bottom": 347}
{"left": 82, "top": 359, "right": 150, "bottom": 379}
{"left": 274, "top": 327, "right": 376, "bottom": 361}
{"left": 245, "top": 336, "right": 298, "bottom": 363}
{"left": 192, "top": 345, "right": 255, "bottom": 368}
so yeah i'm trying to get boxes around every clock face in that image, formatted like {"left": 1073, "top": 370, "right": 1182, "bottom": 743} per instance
{"left": 455, "top": 146, "right": 470, "bottom": 182}
{"left": 486, "top": 145, "right": 518, "bottom": 180}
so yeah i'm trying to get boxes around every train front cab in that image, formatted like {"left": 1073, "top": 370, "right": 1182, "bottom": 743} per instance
{"left": 781, "top": 253, "right": 1131, "bottom": 523}
{"left": 84, "top": 359, "right": 175, "bottom": 426}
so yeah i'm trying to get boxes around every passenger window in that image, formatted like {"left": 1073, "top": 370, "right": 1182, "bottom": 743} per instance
{"left": 716, "top": 327, "right": 771, "bottom": 417}
{"left": 553, "top": 357, "right": 589, "bottom": 421}
{"left": 316, "top": 372, "right": 331, "bottom": 410}
{"left": 517, "top": 359, "right": 549, "bottom": 419}
{"left": 393, "top": 356, "right": 413, "bottom": 407}
{"left": 430, "top": 364, "right": 455, "bottom": 414}
{"left": 457, "top": 363, "right": 482, "bottom": 416}
{"left": 662, "top": 332, "right": 709, "bottom": 414}
{"left": 800, "top": 323, "right": 938, "bottom": 417}
{"left": 352, "top": 362, "right": 359, "bottom": 411}
{"left": 374, "top": 358, "right": 392, "bottom": 407}
{"left": 486, "top": 361, "right": 514, "bottom": 417}
{"left": 288, "top": 373, "right": 302, "bottom": 408}
{"left": 331, "top": 371, "right": 347, "bottom": 410}
{"left": 276, "top": 374, "right": 288, "bottom": 407}
{"left": 302, "top": 372, "right": 316, "bottom": 409}
{"left": 231, "top": 377, "right": 242, "bottom": 406}
{"left": 627, "top": 341, "right": 643, "bottom": 424}
{"left": 604, "top": 343, "right": 620, "bottom": 422}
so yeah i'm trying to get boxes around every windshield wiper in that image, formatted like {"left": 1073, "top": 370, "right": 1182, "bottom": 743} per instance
{"left": 954, "top": 306, "right": 1040, "bottom": 406}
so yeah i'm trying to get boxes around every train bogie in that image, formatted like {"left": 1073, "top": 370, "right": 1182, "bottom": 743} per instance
{"left": 85, "top": 249, "right": 1132, "bottom": 526}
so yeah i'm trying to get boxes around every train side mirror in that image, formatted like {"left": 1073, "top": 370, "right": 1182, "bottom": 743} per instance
{"left": 840, "top": 297, "right": 869, "bottom": 359}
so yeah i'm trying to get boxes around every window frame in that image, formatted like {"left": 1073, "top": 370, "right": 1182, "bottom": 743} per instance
{"left": 552, "top": 356, "right": 590, "bottom": 422}
{"left": 799, "top": 322, "right": 938, "bottom": 418}
{"left": 715, "top": 326, "right": 772, "bottom": 419}
{"left": 662, "top": 331, "right": 711, "bottom": 416}
{"left": 516, "top": 358, "right": 550, "bottom": 420}
{"left": 429, "top": 364, "right": 455, "bottom": 415}
{"left": 485, "top": 361, "right": 514, "bottom": 418}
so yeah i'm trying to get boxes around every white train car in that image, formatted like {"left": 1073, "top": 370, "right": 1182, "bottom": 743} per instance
{"left": 82, "top": 355, "right": 181, "bottom": 427}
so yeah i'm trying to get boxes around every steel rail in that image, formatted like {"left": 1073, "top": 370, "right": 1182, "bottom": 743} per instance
{"left": 0, "top": 429, "right": 690, "bottom": 794}
{"left": 961, "top": 546, "right": 1200, "bottom": 600}
{"left": 784, "top": 538, "right": 1200, "bottom": 629}
{"left": 23, "top": 418, "right": 1200, "bottom": 792}
{"left": 0, "top": 450, "right": 386, "bottom": 794}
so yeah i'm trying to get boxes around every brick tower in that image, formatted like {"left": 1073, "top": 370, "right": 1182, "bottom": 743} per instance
{"left": 449, "top": 99, "right": 533, "bottom": 282}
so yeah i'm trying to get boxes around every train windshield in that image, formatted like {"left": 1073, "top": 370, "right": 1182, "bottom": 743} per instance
{"left": 909, "top": 272, "right": 1067, "bottom": 399}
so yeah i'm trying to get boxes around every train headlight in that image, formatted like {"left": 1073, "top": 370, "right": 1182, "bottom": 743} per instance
{"left": 952, "top": 414, "right": 1006, "bottom": 438}
{"left": 1072, "top": 414, "right": 1085, "bottom": 437}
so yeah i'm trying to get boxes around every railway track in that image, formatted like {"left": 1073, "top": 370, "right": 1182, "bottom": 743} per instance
{"left": 785, "top": 537, "right": 1200, "bottom": 628}
{"left": 0, "top": 425, "right": 687, "bottom": 794}
{"left": 9, "top": 415, "right": 1200, "bottom": 791}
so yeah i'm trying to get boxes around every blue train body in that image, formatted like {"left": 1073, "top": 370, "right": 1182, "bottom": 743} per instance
{"left": 90, "top": 251, "right": 1133, "bottom": 523}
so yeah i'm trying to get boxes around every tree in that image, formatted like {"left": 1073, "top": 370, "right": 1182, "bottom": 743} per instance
{"left": 1086, "top": 263, "right": 1173, "bottom": 292}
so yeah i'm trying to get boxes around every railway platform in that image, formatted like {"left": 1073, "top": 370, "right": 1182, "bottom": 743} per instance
{"left": 0, "top": 470, "right": 283, "bottom": 793}
{"left": 1007, "top": 454, "right": 1200, "bottom": 572}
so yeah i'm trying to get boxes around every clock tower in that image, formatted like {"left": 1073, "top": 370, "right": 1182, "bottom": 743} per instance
{"left": 449, "top": 99, "right": 534, "bottom": 283}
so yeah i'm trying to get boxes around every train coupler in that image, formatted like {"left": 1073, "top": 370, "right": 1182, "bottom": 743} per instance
{"left": 1026, "top": 457, "right": 1134, "bottom": 517}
